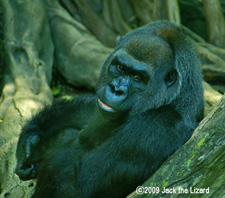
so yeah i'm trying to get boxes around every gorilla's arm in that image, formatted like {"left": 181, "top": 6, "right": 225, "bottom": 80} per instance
{"left": 16, "top": 95, "right": 96, "bottom": 180}
{"left": 34, "top": 106, "right": 193, "bottom": 198}
{"left": 79, "top": 108, "right": 193, "bottom": 198}
{"left": 24, "top": 95, "right": 96, "bottom": 137}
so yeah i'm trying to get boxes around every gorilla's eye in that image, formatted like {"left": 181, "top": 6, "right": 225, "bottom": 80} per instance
{"left": 165, "top": 70, "right": 177, "bottom": 87}
{"left": 133, "top": 74, "right": 141, "bottom": 81}
{"left": 117, "top": 65, "right": 124, "bottom": 71}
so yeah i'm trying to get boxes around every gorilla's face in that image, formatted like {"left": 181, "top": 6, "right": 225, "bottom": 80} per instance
{"left": 96, "top": 33, "right": 178, "bottom": 117}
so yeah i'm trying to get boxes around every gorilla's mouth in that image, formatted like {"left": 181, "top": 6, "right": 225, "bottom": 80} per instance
{"left": 97, "top": 98, "right": 116, "bottom": 113}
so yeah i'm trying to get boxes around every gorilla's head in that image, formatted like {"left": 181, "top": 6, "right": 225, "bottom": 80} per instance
{"left": 96, "top": 21, "right": 203, "bottom": 122}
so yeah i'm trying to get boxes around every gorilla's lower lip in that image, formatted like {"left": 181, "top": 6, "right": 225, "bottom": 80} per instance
{"left": 97, "top": 99, "right": 116, "bottom": 113}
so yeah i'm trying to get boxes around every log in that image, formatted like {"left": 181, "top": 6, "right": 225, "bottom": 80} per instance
{"left": 128, "top": 94, "right": 225, "bottom": 198}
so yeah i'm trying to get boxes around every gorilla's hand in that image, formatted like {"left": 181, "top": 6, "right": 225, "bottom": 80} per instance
{"left": 16, "top": 134, "right": 40, "bottom": 180}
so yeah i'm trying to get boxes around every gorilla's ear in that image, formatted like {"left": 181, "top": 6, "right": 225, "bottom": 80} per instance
{"left": 165, "top": 69, "right": 177, "bottom": 87}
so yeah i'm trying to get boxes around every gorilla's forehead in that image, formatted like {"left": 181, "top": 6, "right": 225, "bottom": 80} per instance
{"left": 122, "top": 34, "right": 173, "bottom": 66}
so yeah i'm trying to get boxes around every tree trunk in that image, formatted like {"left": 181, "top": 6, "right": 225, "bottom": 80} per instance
{"left": 0, "top": 0, "right": 53, "bottom": 197}
{"left": 203, "top": 0, "right": 225, "bottom": 48}
{"left": 197, "top": 43, "right": 225, "bottom": 85}
{"left": 131, "top": 0, "right": 153, "bottom": 26}
{"left": 153, "top": 0, "right": 180, "bottom": 24}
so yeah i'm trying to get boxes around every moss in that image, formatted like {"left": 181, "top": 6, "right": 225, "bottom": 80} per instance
{"left": 198, "top": 138, "right": 206, "bottom": 147}
{"left": 162, "top": 182, "right": 169, "bottom": 188}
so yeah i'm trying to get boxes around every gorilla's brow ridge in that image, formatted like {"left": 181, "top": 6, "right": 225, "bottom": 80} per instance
{"left": 112, "top": 55, "right": 150, "bottom": 77}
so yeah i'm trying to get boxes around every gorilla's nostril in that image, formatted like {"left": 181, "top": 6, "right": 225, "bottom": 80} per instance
{"left": 115, "top": 90, "right": 124, "bottom": 96}
{"left": 109, "top": 84, "right": 124, "bottom": 96}
{"left": 109, "top": 84, "right": 115, "bottom": 93}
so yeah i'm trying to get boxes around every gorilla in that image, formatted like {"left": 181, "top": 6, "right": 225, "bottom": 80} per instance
{"left": 16, "top": 21, "right": 204, "bottom": 198}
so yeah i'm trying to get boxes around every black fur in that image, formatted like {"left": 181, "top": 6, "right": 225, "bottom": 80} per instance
{"left": 16, "top": 21, "right": 204, "bottom": 198}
